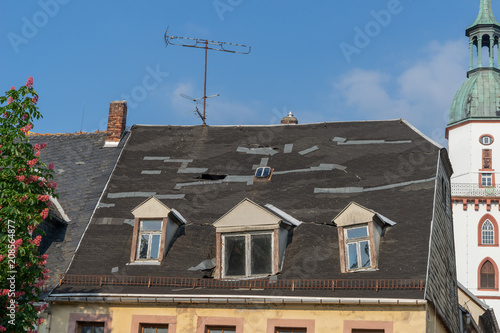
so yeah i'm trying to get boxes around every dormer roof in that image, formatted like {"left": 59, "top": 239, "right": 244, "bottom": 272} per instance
{"left": 333, "top": 201, "right": 397, "bottom": 228}
{"left": 213, "top": 198, "right": 282, "bottom": 232}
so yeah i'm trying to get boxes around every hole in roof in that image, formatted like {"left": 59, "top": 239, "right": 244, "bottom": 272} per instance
{"left": 255, "top": 167, "right": 271, "bottom": 178}
{"left": 196, "top": 174, "right": 227, "bottom": 180}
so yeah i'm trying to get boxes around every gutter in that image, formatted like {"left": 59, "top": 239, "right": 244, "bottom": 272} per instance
{"left": 47, "top": 293, "right": 427, "bottom": 306}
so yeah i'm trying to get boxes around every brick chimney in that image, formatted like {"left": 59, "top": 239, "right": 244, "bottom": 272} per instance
{"left": 281, "top": 111, "right": 298, "bottom": 124}
{"left": 104, "top": 100, "right": 127, "bottom": 147}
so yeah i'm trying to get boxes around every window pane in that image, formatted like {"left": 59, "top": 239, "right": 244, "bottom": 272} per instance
{"left": 348, "top": 243, "right": 358, "bottom": 269}
{"left": 251, "top": 234, "right": 273, "bottom": 275}
{"left": 482, "top": 220, "right": 494, "bottom": 244}
{"left": 482, "top": 173, "right": 492, "bottom": 186}
{"left": 143, "top": 328, "right": 156, "bottom": 333}
{"left": 139, "top": 235, "right": 149, "bottom": 259}
{"left": 141, "top": 220, "right": 162, "bottom": 231}
{"left": 150, "top": 234, "right": 161, "bottom": 259}
{"left": 157, "top": 329, "right": 168, "bottom": 333}
{"left": 225, "top": 236, "right": 246, "bottom": 276}
{"left": 360, "top": 241, "right": 371, "bottom": 268}
{"left": 80, "top": 326, "right": 93, "bottom": 333}
{"left": 480, "top": 261, "right": 496, "bottom": 289}
{"left": 346, "top": 226, "right": 368, "bottom": 239}
{"left": 94, "top": 327, "right": 104, "bottom": 333}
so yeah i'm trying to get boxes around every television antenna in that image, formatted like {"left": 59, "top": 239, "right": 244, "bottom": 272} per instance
{"left": 164, "top": 27, "right": 251, "bottom": 125}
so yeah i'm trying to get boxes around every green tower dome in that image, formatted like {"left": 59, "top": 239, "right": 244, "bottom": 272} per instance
{"left": 449, "top": 69, "right": 500, "bottom": 125}
{"left": 448, "top": 0, "right": 500, "bottom": 126}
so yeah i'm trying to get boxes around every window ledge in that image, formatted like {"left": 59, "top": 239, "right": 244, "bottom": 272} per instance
{"left": 346, "top": 268, "right": 378, "bottom": 273}
{"left": 127, "top": 261, "right": 161, "bottom": 266}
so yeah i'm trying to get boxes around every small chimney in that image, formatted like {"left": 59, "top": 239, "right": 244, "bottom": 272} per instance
{"left": 281, "top": 111, "right": 298, "bottom": 124}
{"left": 104, "top": 100, "right": 127, "bottom": 147}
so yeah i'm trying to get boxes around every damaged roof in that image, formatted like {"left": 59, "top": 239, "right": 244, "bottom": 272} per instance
{"left": 54, "top": 120, "right": 447, "bottom": 299}
{"left": 29, "top": 132, "right": 124, "bottom": 294}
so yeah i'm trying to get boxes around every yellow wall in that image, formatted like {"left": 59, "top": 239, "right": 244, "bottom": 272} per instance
{"left": 47, "top": 301, "right": 432, "bottom": 333}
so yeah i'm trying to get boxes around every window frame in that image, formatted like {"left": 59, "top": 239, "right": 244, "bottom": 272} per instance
{"left": 479, "top": 134, "right": 494, "bottom": 146}
{"left": 478, "top": 214, "right": 499, "bottom": 247}
{"left": 68, "top": 313, "right": 112, "bottom": 333}
{"left": 482, "top": 220, "right": 494, "bottom": 245}
{"left": 205, "top": 326, "right": 236, "bottom": 333}
{"left": 343, "top": 224, "right": 373, "bottom": 272}
{"left": 480, "top": 173, "right": 494, "bottom": 187}
{"left": 196, "top": 317, "right": 243, "bottom": 333}
{"left": 221, "top": 231, "right": 274, "bottom": 278}
{"left": 136, "top": 220, "right": 163, "bottom": 261}
{"left": 266, "top": 319, "right": 315, "bottom": 333}
{"left": 130, "top": 217, "right": 168, "bottom": 263}
{"left": 478, "top": 257, "right": 499, "bottom": 291}
{"left": 77, "top": 322, "right": 104, "bottom": 333}
{"left": 140, "top": 324, "right": 169, "bottom": 333}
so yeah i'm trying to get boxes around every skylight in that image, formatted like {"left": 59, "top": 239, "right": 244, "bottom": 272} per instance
{"left": 255, "top": 167, "right": 271, "bottom": 178}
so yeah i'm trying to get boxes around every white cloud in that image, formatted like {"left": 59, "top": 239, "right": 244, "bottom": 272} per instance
{"left": 333, "top": 39, "right": 468, "bottom": 145}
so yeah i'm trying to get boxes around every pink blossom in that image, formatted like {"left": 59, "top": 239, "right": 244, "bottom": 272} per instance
{"left": 0, "top": 255, "right": 3, "bottom": 262}
{"left": 7, "top": 97, "right": 13, "bottom": 104}
{"left": 32, "top": 95, "right": 39, "bottom": 104}
{"left": 48, "top": 162, "right": 54, "bottom": 170}
{"left": 28, "top": 224, "right": 36, "bottom": 233}
{"left": 26, "top": 76, "right": 33, "bottom": 88}
{"left": 0, "top": 289, "right": 8, "bottom": 297}
{"left": 10, "top": 86, "right": 15, "bottom": 90}
{"left": 37, "top": 194, "right": 49, "bottom": 202}
{"left": 21, "top": 113, "right": 28, "bottom": 120}
{"left": 21, "top": 123, "right": 33, "bottom": 133}
{"left": 0, "top": 324, "right": 6, "bottom": 332}
{"left": 31, "top": 235, "right": 42, "bottom": 246}
{"left": 15, "top": 175, "right": 27, "bottom": 182}
{"left": 35, "top": 151, "right": 40, "bottom": 157}
{"left": 27, "top": 158, "right": 38, "bottom": 166}
{"left": 1, "top": 112, "right": 9, "bottom": 118}
{"left": 48, "top": 182, "right": 57, "bottom": 189}
{"left": 41, "top": 208, "right": 49, "bottom": 219}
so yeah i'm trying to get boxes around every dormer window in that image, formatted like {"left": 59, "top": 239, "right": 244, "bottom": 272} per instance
{"left": 213, "top": 198, "right": 301, "bottom": 279}
{"left": 129, "top": 197, "right": 185, "bottom": 264}
{"left": 333, "top": 202, "right": 396, "bottom": 273}
{"left": 255, "top": 167, "right": 272, "bottom": 179}
{"left": 223, "top": 232, "right": 273, "bottom": 277}
{"left": 345, "top": 225, "right": 372, "bottom": 270}
{"left": 137, "top": 220, "right": 162, "bottom": 260}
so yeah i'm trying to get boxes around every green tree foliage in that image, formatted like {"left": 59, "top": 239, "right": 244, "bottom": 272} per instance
{"left": 0, "top": 77, "right": 56, "bottom": 332}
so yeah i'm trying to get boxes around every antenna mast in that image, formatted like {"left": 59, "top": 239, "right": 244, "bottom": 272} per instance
{"left": 164, "top": 27, "right": 251, "bottom": 125}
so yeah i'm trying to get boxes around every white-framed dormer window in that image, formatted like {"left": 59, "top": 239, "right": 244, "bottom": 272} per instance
{"left": 137, "top": 220, "right": 162, "bottom": 260}
{"left": 129, "top": 196, "right": 186, "bottom": 264}
{"left": 344, "top": 225, "right": 372, "bottom": 271}
{"left": 334, "top": 202, "right": 396, "bottom": 274}
{"left": 222, "top": 231, "right": 273, "bottom": 278}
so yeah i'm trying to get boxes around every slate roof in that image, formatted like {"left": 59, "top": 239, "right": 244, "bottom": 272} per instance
{"left": 28, "top": 132, "right": 124, "bottom": 295}
{"left": 54, "top": 120, "right": 446, "bottom": 299}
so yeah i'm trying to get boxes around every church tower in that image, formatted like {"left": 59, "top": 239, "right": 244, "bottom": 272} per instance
{"left": 448, "top": 0, "right": 500, "bottom": 314}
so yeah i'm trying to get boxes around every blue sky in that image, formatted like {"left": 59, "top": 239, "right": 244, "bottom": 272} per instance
{"left": 0, "top": 0, "right": 482, "bottom": 145}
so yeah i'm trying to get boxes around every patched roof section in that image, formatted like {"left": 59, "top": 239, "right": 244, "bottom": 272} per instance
{"left": 60, "top": 120, "right": 442, "bottom": 298}
{"left": 29, "top": 132, "right": 124, "bottom": 294}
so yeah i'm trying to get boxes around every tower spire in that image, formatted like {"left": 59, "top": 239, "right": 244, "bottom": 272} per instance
{"left": 468, "top": 0, "right": 500, "bottom": 30}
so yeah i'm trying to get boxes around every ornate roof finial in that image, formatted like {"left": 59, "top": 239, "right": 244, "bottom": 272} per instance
{"left": 469, "top": 0, "right": 500, "bottom": 28}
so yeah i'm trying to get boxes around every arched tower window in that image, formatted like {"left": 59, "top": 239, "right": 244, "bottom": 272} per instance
{"left": 482, "top": 220, "right": 494, "bottom": 244}
{"left": 480, "top": 260, "right": 497, "bottom": 289}
{"left": 478, "top": 214, "right": 499, "bottom": 246}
